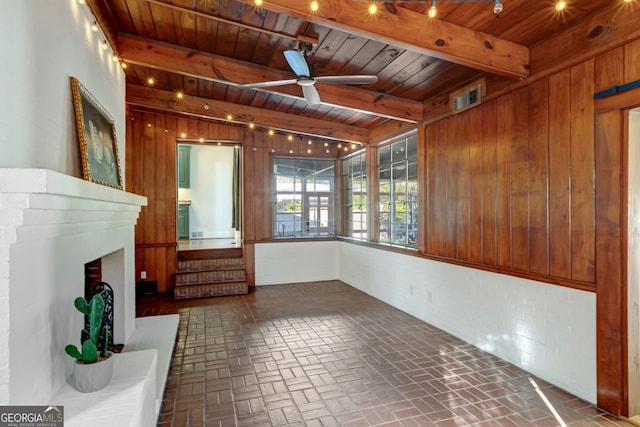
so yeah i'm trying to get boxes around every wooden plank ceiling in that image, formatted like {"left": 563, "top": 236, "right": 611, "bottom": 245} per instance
{"left": 91, "top": 0, "right": 615, "bottom": 143}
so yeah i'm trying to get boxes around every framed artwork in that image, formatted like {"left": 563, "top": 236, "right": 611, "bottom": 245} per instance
{"left": 70, "top": 76, "right": 123, "bottom": 189}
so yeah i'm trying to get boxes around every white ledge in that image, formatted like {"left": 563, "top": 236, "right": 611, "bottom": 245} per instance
{"left": 0, "top": 168, "right": 147, "bottom": 207}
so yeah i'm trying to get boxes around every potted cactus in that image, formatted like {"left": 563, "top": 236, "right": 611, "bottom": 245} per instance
{"left": 65, "top": 293, "right": 114, "bottom": 393}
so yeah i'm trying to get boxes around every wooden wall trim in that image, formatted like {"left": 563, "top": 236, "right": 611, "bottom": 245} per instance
{"left": 135, "top": 243, "right": 176, "bottom": 248}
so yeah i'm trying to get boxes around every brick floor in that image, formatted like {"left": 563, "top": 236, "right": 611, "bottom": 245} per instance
{"left": 136, "top": 280, "right": 635, "bottom": 427}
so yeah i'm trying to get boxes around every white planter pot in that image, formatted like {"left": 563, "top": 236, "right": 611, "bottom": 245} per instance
{"left": 73, "top": 352, "right": 114, "bottom": 393}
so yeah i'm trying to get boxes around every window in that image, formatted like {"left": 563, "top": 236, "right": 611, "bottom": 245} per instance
{"left": 274, "top": 158, "right": 335, "bottom": 238}
{"left": 342, "top": 151, "right": 367, "bottom": 240}
{"left": 377, "top": 134, "right": 418, "bottom": 248}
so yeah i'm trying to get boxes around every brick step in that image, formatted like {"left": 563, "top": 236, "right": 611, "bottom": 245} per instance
{"left": 173, "top": 282, "right": 249, "bottom": 299}
{"left": 178, "top": 247, "right": 242, "bottom": 261}
{"left": 178, "top": 257, "right": 244, "bottom": 273}
{"left": 175, "top": 269, "right": 246, "bottom": 286}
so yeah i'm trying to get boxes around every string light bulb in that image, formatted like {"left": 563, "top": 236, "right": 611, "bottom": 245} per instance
{"left": 91, "top": 21, "right": 99, "bottom": 32}
{"left": 310, "top": 0, "right": 319, "bottom": 12}
{"left": 147, "top": 77, "right": 154, "bottom": 85}
{"left": 176, "top": 91, "right": 184, "bottom": 99}
{"left": 427, "top": 0, "right": 437, "bottom": 18}
{"left": 120, "top": 62, "right": 127, "bottom": 69}
{"left": 254, "top": 0, "right": 263, "bottom": 5}
{"left": 249, "top": 123, "right": 255, "bottom": 129}
{"left": 555, "top": 0, "right": 567, "bottom": 11}
{"left": 226, "top": 114, "right": 233, "bottom": 120}
{"left": 493, "top": 0, "right": 503, "bottom": 14}
{"left": 101, "top": 39, "right": 108, "bottom": 50}
{"left": 368, "top": 1, "right": 377, "bottom": 15}
{"left": 268, "top": 129, "right": 275, "bottom": 136}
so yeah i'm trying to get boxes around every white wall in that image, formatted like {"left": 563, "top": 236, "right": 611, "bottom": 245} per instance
{"left": 255, "top": 242, "right": 339, "bottom": 285}
{"left": 0, "top": 0, "right": 126, "bottom": 183}
{"left": 628, "top": 109, "right": 640, "bottom": 415}
{"left": 253, "top": 240, "right": 597, "bottom": 403}
{"left": 185, "top": 145, "right": 234, "bottom": 239}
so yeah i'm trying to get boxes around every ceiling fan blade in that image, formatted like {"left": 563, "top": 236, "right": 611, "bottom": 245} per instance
{"left": 302, "top": 85, "right": 321, "bottom": 106}
{"left": 237, "top": 79, "right": 298, "bottom": 89}
{"left": 284, "top": 50, "right": 311, "bottom": 77}
{"left": 314, "top": 75, "right": 378, "bottom": 85}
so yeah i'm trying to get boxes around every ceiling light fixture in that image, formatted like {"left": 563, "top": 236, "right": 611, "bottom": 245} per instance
{"left": 427, "top": 0, "right": 437, "bottom": 18}
{"left": 493, "top": 0, "right": 503, "bottom": 14}
{"left": 555, "top": 0, "right": 567, "bottom": 11}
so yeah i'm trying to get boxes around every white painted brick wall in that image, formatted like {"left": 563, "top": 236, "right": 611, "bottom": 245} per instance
{"left": 338, "top": 242, "right": 596, "bottom": 403}
{"left": 0, "top": 169, "right": 146, "bottom": 405}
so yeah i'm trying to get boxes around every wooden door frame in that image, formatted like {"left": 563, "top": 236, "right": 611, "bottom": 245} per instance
{"left": 595, "top": 85, "right": 640, "bottom": 416}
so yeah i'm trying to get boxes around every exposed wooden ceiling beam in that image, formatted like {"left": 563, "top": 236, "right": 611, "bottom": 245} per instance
{"left": 118, "top": 34, "right": 422, "bottom": 123}
{"left": 126, "top": 84, "right": 369, "bottom": 143}
{"left": 240, "top": 0, "right": 530, "bottom": 80}
{"left": 144, "top": 0, "right": 319, "bottom": 45}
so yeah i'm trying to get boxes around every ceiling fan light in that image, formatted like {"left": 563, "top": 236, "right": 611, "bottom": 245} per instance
{"left": 493, "top": 0, "right": 503, "bottom": 14}
{"left": 427, "top": 0, "right": 437, "bottom": 18}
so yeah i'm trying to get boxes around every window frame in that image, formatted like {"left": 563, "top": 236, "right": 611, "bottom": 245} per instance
{"left": 272, "top": 157, "right": 336, "bottom": 239}
{"left": 341, "top": 149, "right": 368, "bottom": 240}
{"left": 376, "top": 132, "right": 419, "bottom": 249}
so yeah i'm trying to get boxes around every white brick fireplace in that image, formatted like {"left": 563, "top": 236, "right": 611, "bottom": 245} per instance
{"left": 0, "top": 168, "right": 146, "bottom": 405}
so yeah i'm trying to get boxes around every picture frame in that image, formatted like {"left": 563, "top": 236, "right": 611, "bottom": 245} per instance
{"left": 70, "top": 76, "right": 123, "bottom": 189}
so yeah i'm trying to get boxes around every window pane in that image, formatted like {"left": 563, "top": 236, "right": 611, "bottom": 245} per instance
{"left": 378, "top": 145, "right": 391, "bottom": 166}
{"left": 274, "top": 158, "right": 335, "bottom": 238}
{"left": 374, "top": 132, "right": 418, "bottom": 249}
{"left": 391, "top": 140, "right": 407, "bottom": 161}
{"left": 341, "top": 151, "right": 368, "bottom": 240}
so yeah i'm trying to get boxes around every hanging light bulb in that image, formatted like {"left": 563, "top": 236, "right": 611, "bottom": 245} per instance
{"left": 493, "top": 0, "right": 503, "bottom": 14}
{"left": 91, "top": 21, "right": 99, "bottom": 32}
{"left": 368, "top": 1, "right": 378, "bottom": 15}
{"left": 427, "top": 0, "right": 437, "bottom": 18}
{"left": 555, "top": 0, "right": 567, "bottom": 11}
{"left": 254, "top": 0, "right": 263, "bottom": 5}
{"left": 310, "top": 0, "right": 319, "bottom": 12}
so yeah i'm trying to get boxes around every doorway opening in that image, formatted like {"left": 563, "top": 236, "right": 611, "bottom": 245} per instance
{"left": 176, "top": 142, "right": 242, "bottom": 252}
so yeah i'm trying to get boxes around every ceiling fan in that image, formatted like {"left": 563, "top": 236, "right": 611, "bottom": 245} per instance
{"left": 237, "top": 43, "right": 378, "bottom": 106}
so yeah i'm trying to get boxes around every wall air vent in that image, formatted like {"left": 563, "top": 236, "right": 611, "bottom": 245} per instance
{"left": 450, "top": 79, "right": 486, "bottom": 114}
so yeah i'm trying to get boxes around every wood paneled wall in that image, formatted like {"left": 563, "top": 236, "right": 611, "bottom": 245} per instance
{"left": 126, "top": 112, "right": 342, "bottom": 292}
{"left": 125, "top": 111, "right": 244, "bottom": 292}
{"left": 422, "top": 60, "right": 596, "bottom": 289}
